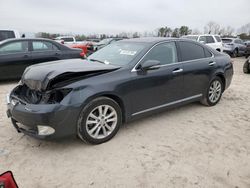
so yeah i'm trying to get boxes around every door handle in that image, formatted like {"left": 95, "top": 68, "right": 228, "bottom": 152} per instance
{"left": 172, "top": 68, "right": 183, "bottom": 74}
{"left": 23, "top": 54, "right": 30, "bottom": 58}
{"left": 209, "top": 61, "right": 216, "bottom": 66}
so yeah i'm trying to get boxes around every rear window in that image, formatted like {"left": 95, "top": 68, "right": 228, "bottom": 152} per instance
{"left": 214, "top": 36, "right": 222, "bottom": 42}
{"left": 222, "top": 39, "right": 232, "bottom": 43}
{"left": 0, "top": 30, "right": 15, "bottom": 41}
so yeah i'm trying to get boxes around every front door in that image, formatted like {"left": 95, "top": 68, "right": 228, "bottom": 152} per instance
{"left": 128, "top": 42, "right": 184, "bottom": 115}
{"left": 0, "top": 40, "right": 31, "bottom": 79}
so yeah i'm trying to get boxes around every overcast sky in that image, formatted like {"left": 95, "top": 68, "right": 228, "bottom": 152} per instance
{"left": 0, "top": 0, "right": 249, "bottom": 35}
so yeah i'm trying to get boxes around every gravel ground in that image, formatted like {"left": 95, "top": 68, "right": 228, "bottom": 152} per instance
{"left": 0, "top": 57, "right": 249, "bottom": 188}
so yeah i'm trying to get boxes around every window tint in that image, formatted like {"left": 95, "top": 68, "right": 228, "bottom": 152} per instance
{"left": 222, "top": 39, "right": 232, "bottom": 43}
{"left": 179, "top": 41, "right": 205, "bottom": 61}
{"left": 0, "top": 30, "right": 15, "bottom": 41}
{"left": 214, "top": 36, "right": 222, "bottom": 42}
{"left": 62, "top": 37, "right": 74, "bottom": 42}
{"left": 204, "top": 48, "right": 212, "bottom": 57}
{"left": 205, "top": 36, "right": 215, "bottom": 44}
{"left": 0, "top": 41, "right": 28, "bottom": 54}
{"left": 32, "top": 41, "right": 59, "bottom": 51}
{"left": 143, "top": 42, "right": 178, "bottom": 65}
{"left": 199, "top": 36, "right": 207, "bottom": 43}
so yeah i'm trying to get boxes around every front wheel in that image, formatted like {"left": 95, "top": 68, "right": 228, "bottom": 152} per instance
{"left": 77, "top": 97, "right": 122, "bottom": 144}
{"left": 201, "top": 77, "right": 223, "bottom": 106}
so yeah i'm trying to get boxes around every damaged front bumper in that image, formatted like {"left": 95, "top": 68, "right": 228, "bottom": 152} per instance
{"left": 6, "top": 91, "right": 79, "bottom": 140}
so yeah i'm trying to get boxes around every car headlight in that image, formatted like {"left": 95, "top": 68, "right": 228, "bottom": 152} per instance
{"left": 45, "top": 88, "right": 72, "bottom": 104}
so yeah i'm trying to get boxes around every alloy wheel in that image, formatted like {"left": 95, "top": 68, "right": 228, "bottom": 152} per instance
{"left": 208, "top": 80, "right": 222, "bottom": 103}
{"left": 86, "top": 105, "right": 118, "bottom": 139}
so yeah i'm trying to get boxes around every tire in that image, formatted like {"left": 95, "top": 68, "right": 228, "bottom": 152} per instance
{"left": 232, "top": 49, "right": 238, "bottom": 58}
{"left": 77, "top": 97, "right": 122, "bottom": 144}
{"left": 201, "top": 77, "right": 223, "bottom": 106}
{"left": 243, "top": 61, "right": 250, "bottom": 74}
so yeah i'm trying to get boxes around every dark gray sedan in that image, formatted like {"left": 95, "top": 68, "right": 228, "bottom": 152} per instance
{"left": 0, "top": 38, "right": 82, "bottom": 80}
{"left": 7, "top": 37, "right": 233, "bottom": 144}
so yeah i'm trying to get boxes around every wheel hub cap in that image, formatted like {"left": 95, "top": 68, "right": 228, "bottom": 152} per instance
{"left": 86, "top": 105, "right": 118, "bottom": 139}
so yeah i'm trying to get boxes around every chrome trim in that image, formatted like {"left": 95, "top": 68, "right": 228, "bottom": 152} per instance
{"left": 131, "top": 41, "right": 215, "bottom": 72}
{"left": 208, "top": 61, "right": 216, "bottom": 66}
{"left": 6, "top": 93, "right": 10, "bottom": 104}
{"left": 132, "top": 94, "right": 202, "bottom": 116}
{"left": 172, "top": 68, "right": 183, "bottom": 73}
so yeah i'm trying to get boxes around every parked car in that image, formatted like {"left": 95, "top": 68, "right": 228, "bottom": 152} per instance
{"left": 243, "top": 57, "right": 250, "bottom": 74}
{"left": 222, "top": 38, "right": 246, "bottom": 57}
{"left": 69, "top": 42, "right": 94, "bottom": 57}
{"left": 93, "top": 38, "right": 124, "bottom": 51}
{"left": 0, "top": 29, "right": 20, "bottom": 41}
{"left": 244, "top": 41, "right": 250, "bottom": 58}
{"left": 182, "top": 34, "right": 223, "bottom": 52}
{"left": 0, "top": 38, "right": 82, "bottom": 80}
{"left": 6, "top": 37, "right": 233, "bottom": 144}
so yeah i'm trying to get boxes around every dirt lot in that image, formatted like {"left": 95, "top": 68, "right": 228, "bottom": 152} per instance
{"left": 0, "top": 57, "right": 250, "bottom": 188}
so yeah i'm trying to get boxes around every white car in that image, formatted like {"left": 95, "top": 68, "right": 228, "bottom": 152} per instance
{"left": 182, "top": 35, "right": 223, "bottom": 52}
{"left": 0, "top": 29, "right": 20, "bottom": 41}
{"left": 54, "top": 36, "right": 83, "bottom": 45}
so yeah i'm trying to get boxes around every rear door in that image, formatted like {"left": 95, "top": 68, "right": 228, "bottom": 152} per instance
{"left": 31, "top": 40, "right": 61, "bottom": 64}
{"left": 0, "top": 40, "right": 31, "bottom": 79}
{"left": 177, "top": 41, "right": 216, "bottom": 98}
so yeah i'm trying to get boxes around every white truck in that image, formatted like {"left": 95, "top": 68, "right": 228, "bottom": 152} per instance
{"left": 0, "top": 29, "right": 20, "bottom": 41}
{"left": 54, "top": 36, "right": 83, "bottom": 45}
{"left": 182, "top": 34, "right": 223, "bottom": 52}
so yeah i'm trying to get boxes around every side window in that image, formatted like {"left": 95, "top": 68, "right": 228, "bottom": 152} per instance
{"left": 32, "top": 41, "right": 58, "bottom": 51}
{"left": 205, "top": 36, "right": 215, "bottom": 44}
{"left": 204, "top": 48, "right": 212, "bottom": 57}
{"left": 62, "top": 38, "right": 74, "bottom": 42}
{"left": 199, "top": 36, "right": 207, "bottom": 43}
{"left": 0, "top": 41, "right": 28, "bottom": 54}
{"left": 179, "top": 41, "right": 205, "bottom": 61}
{"left": 143, "top": 42, "right": 178, "bottom": 65}
{"left": 214, "top": 36, "right": 222, "bottom": 42}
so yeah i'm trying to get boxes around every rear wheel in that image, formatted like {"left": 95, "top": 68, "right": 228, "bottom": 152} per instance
{"left": 232, "top": 48, "right": 238, "bottom": 58}
{"left": 201, "top": 77, "right": 223, "bottom": 106}
{"left": 77, "top": 97, "right": 122, "bottom": 144}
{"left": 243, "top": 61, "right": 250, "bottom": 74}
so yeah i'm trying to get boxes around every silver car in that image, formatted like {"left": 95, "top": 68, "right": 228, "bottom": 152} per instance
{"left": 222, "top": 38, "right": 246, "bottom": 57}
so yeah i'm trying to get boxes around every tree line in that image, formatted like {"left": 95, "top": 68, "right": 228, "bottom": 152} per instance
{"left": 35, "top": 21, "right": 250, "bottom": 41}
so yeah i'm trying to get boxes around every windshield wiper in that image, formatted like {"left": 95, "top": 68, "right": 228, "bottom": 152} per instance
{"left": 88, "top": 58, "right": 105, "bottom": 64}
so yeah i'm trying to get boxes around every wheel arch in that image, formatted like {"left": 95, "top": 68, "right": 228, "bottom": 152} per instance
{"left": 83, "top": 92, "right": 127, "bottom": 123}
{"left": 214, "top": 73, "right": 226, "bottom": 92}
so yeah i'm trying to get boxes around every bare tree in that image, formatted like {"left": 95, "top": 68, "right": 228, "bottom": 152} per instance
{"left": 204, "top": 21, "right": 221, "bottom": 34}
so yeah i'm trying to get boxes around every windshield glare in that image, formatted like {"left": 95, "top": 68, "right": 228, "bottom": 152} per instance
{"left": 88, "top": 42, "right": 146, "bottom": 66}
{"left": 98, "top": 38, "right": 112, "bottom": 45}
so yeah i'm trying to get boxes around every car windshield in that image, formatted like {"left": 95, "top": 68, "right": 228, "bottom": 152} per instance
{"left": 87, "top": 42, "right": 146, "bottom": 66}
{"left": 222, "top": 39, "right": 233, "bottom": 43}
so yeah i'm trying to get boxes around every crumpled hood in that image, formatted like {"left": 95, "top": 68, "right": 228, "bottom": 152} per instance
{"left": 21, "top": 59, "right": 120, "bottom": 91}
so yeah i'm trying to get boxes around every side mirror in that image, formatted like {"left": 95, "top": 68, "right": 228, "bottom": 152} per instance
{"left": 140, "top": 60, "right": 161, "bottom": 71}
{"left": 200, "top": 41, "right": 206, "bottom": 44}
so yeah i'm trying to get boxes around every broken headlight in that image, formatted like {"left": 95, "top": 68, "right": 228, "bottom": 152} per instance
{"left": 44, "top": 88, "right": 72, "bottom": 104}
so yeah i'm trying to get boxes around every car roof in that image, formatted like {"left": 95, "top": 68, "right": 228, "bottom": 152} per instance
{"left": 120, "top": 37, "right": 178, "bottom": 44}
{"left": 0, "top": 38, "right": 56, "bottom": 43}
